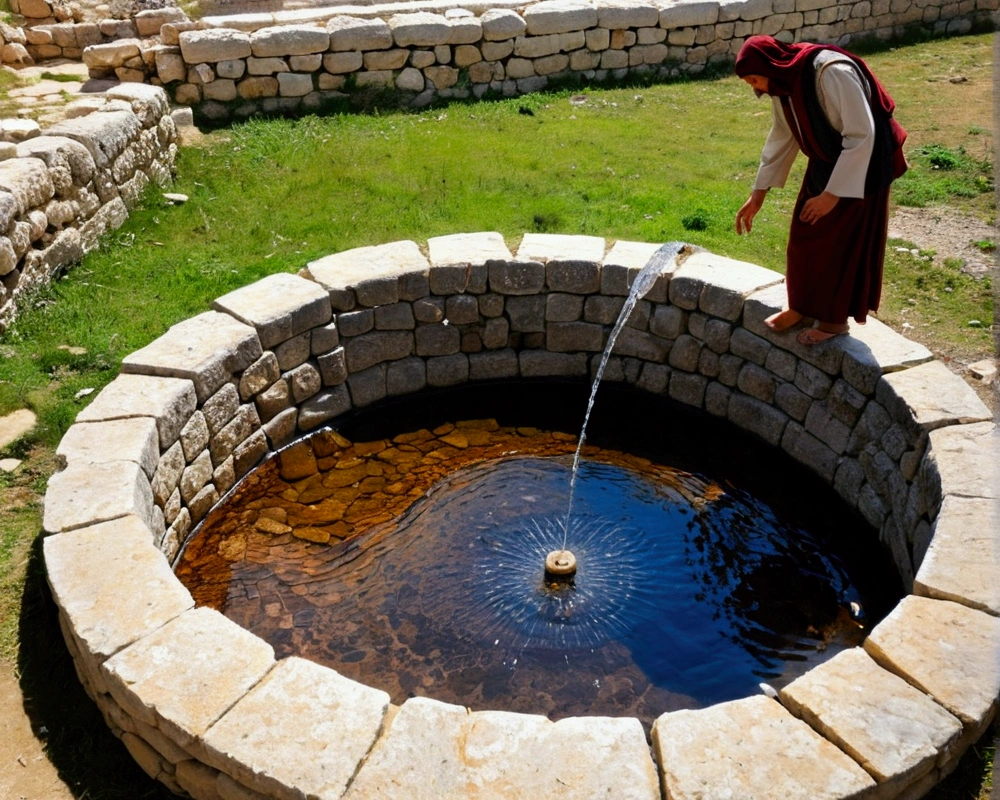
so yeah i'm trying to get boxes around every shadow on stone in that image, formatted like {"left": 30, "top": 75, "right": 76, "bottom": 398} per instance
{"left": 16, "top": 534, "right": 175, "bottom": 799}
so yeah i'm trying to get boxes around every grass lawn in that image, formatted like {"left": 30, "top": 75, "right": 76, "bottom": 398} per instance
{"left": 0, "top": 31, "right": 994, "bottom": 799}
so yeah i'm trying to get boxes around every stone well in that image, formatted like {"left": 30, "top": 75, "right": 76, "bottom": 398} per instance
{"left": 43, "top": 232, "right": 999, "bottom": 799}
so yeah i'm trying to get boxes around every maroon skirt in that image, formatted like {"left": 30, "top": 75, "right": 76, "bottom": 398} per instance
{"left": 785, "top": 161, "right": 891, "bottom": 325}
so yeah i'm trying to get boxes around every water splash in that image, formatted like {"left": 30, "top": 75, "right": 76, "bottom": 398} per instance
{"left": 564, "top": 241, "right": 690, "bottom": 548}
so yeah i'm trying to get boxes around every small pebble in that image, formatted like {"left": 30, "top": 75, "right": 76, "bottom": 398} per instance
{"left": 163, "top": 193, "right": 188, "bottom": 205}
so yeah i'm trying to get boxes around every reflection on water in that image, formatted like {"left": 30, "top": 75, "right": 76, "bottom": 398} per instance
{"left": 176, "top": 415, "right": 883, "bottom": 729}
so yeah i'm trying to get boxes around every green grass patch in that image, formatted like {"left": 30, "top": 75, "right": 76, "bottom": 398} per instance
{"left": 894, "top": 143, "right": 993, "bottom": 207}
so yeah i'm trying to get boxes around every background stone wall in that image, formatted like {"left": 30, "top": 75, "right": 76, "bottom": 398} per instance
{"left": 42, "top": 232, "right": 999, "bottom": 800}
{"left": 0, "top": 83, "right": 177, "bottom": 331}
{"left": 77, "top": 0, "right": 998, "bottom": 117}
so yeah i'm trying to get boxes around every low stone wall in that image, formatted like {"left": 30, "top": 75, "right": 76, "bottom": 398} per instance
{"left": 0, "top": 83, "right": 177, "bottom": 332}
{"left": 79, "top": 0, "right": 998, "bottom": 117}
{"left": 43, "top": 232, "right": 999, "bottom": 799}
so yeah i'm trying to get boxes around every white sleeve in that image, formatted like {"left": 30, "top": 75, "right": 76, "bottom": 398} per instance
{"left": 753, "top": 97, "right": 799, "bottom": 191}
{"left": 819, "top": 63, "right": 875, "bottom": 199}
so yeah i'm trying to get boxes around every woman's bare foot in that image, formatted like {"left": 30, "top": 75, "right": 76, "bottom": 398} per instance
{"left": 764, "top": 309, "right": 805, "bottom": 332}
{"left": 796, "top": 323, "right": 849, "bottom": 346}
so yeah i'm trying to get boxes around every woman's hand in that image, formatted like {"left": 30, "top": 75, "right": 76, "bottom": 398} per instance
{"left": 799, "top": 191, "right": 839, "bottom": 224}
{"left": 735, "top": 189, "right": 768, "bottom": 235}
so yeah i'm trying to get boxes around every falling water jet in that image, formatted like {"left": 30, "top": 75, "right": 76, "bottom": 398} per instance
{"left": 560, "top": 241, "right": 693, "bottom": 557}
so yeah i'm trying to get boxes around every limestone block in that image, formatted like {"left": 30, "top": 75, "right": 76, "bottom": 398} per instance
{"left": 914, "top": 496, "right": 999, "bottom": 615}
{"left": 924, "top": 421, "right": 997, "bottom": 500}
{"left": 865, "top": 595, "right": 1000, "bottom": 729}
{"left": 327, "top": 16, "right": 392, "bottom": 51}
{"left": 16, "top": 135, "right": 95, "bottom": 188}
{"left": 121, "top": 311, "right": 262, "bottom": 403}
{"left": 44, "top": 515, "right": 193, "bottom": 661}
{"left": 102, "top": 607, "right": 275, "bottom": 746}
{"left": 425, "top": 65, "right": 459, "bottom": 89}
{"left": 250, "top": 25, "right": 329, "bottom": 57}
{"left": 135, "top": 7, "right": 188, "bottom": 37}
{"left": 609, "top": 327, "right": 669, "bottom": 362}
{"left": 488, "top": 259, "right": 545, "bottom": 295}
{"left": 345, "top": 330, "right": 414, "bottom": 372}
{"left": 879, "top": 360, "right": 992, "bottom": 432}
{"left": 200, "top": 658, "right": 388, "bottom": 799}
{"left": 277, "top": 72, "right": 314, "bottom": 97}
{"left": 428, "top": 231, "right": 512, "bottom": 268}
{"left": 105, "top": 84, "right": 171, "bottom": 128}
{"left": 365, "top": 48, "right": 408, "bottom": 70}
{"left": 83, "top": 39, "right": 141, "bottom": 69}
{"left": 210, "top": 404, "right": 260, "bottom": 466}
{"left": 517, "top": 232, "right": 605, "bottom": 265}
{"left": 48, "top": 110, "right": 142, "bottom": 170}
{"left": 390, "top": 12, "right": 451, "bottom": 46}
{"left": 524, "top": 0, "right": 599, "bottom": 34}
{"left": 396, "top": 67, "right": 425, "bottom": 91}
{"left": 481, "top": 8, "right": 527, "bottom": 39}
{"left": 0, "top": 157, "right": 53, "bottom": 217}
{"left": 248, "top": 56, "right": 288, "bottom": 75}
{"left": 44, "top": 460, "right": 155, "bottom": 535}
{"left": 652, "top": 696, "right": 875, "bottom": 799}
{"left": 306, "top": 240, "right": 429, "bottom": 308}
{"left": 780, "top": 647, "right": 962, "bottom": 793}
{"left": 233, "top": 429, "right": 268, "bottom": 478}
{"left": 660, "top": 0, "right": 721, "bottom": 27}
{"left": 57, "top": 417, "right": 159, "bottom": 479}
{"left": 204, "top": 79, "right": 237, "bottom": 102}
{"left": 597, "top": 0, "right": 660, "bottom": 27}
{"left": 180, "top": 29, "right": 252, "bottom": 63}
{"left": 839, "top": 317, "right": 933, "bottom": 394}
{"left": 156, "top": 51, "right": 188, "bottom": 83}
{"left": 203, "top": 384, "right": 240, "bottom": 436}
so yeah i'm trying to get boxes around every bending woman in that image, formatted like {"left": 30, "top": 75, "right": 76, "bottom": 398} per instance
{"left": 733, "top": 35, "right": 908, "bottom": 345}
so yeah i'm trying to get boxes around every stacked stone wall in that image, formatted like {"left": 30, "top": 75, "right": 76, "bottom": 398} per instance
{"left": 0, "top": 83, "right": 177, "bottom": 331}
{"left": 43, "top": 231, "right": 999, "bottom": 800}
{"left": 78, "top": 0, "right": 998, "bottom": 117}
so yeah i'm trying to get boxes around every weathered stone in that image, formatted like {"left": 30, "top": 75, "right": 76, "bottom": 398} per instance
{"left": 470, "top": 349, "right": 519, "bottom": 380}
{"left": 202, "top": 383, "right": 240, "bottom": 437}
{"left": 386, "top": 357, "right": 426, "bottom": 395}
{"left": 102, "top": 607, "right": 274, "bottom": 746}
{"left": 781, "top": 647, "right": 962, "bottom": 794}
{"left": 338, "top": 309, "right": 374, "bottom": 337}
{"left": 389, "top": 12, "right": 451, "bottom": 46}
{"left": 307, "top": 241, "right": 429, "bottom": 308}
{"left": 580, "top": 295, "right": 620, "bottom": 325}
{"left": 255, "top": 379, "right": 290, "bottom": 423}
{"left": 285, "top": 362, "right": 321, "bottom": 404}
{"left": 668, "top": 334, "right": 702, "bottom": 372}
{"left": 347, "top": 364, "right": 387, "bottom": 407}
{"left": 517, "top": 232, "right": 605, "bottom": 265}
{"left": 201, "top": 657, "right": 388, "bottom": 799}
{"left": 923, "top": 421, "right": 997, "bottom": 501}
{"left": 415, "top": 323, "right": 460, "bottom": 356}
{"left": 879, "top": 360, "right": 992, "bottom": 432}
{"left": 213, "top": 272, "right": 330, "bottom": 350}
{"left": 277, "top": 73, "right": 314, "bottom": 97}
{"left": 179, "top": 29, "right": 252, "bottom": 63}
{"left": 520, "top": 350, "right": 587, "bottom": 377}
{"left": 233, "top": 429, "right": 268, "bottom": 479}
{"left": 547, "top": 321, "right": 605, "bottom": 352}
{"left": 317, "top": 347, "right": 347, "bottom": 386}
{"left": 44, "top": 460, "right": 155, "bottom": 535}
{"left": 652, "top": 695, "right": 875, "bottom": 799}
{"left": 505, "top": 295, "right": 546, "bottom": 333}
{"left": 327, "top": 16, "right": 392, "bottom": 51}
{"left": 673, "top": 251, "right": 783, "bottom": 321}
{"left": 781, "top": 420, "right": 838, "bottom": 481}
{"left": 524, "top": 0, "right": 599, "bottom": 34}
{"left": 649, "top": 305, "right": 687, "bottom": 340}
{"left": 611, "top": 327, "right": 670, "bottom": 362}
{"left": 841, "top": 316, "right": 933, "bottom": 389}
{"left": 180, "top": 450, "right": 213, "bottom": 503}
{"left": 298, "top": 385, "right": 351, "bottom": 431}
{"left": 445, "top": 294, "right": 479, "bottom": 325}
{"left": 868, "top": 594, "right": 1000, "bottom": 738}
{"left": 210, "top": 404, "right": 259, "bottom": 466}
{"left": 427, "top": 353, "right": 469, "bottom": 386}
{"left": 803, "top": 401, "right": 851, "bottom": 454}
{"left": 914, "top": 495, "right": 999, "bottom": 616}
{"left": 250, "top": 26, "right": 329, "bottom": 58}
{"left": 729, "top": 327, "right": 771, "bottom": 365}
{"left": 481, "top": 8, "right": 527, "bottom": 40}
{"left": 122, "top": 311, "right": 262, "bottom": 403}
{"left": 274, "top": 333, "right": 310, "bottom": 372}
{"left": 57, "top": 417, "right": 159, "bottom": 479}
{"left": 0, "top": 157, "right": 54, "bottom": 216}
{"left": 44, "top": 515, "right": 193, "bottom": 660}
{"left": 482, "top": 317, "right": 510, "bottom": 350}
{"left": 728, "top": 393, "right": 788, "bottom": 446}
{"left": 736, "top": 362, "right": 776, "bottom": 403}
{"left": 669, "top": 372, "right": 708, "bottom": 407}
{"left": 262, "top": 407, "right": 297, "bottom": 447}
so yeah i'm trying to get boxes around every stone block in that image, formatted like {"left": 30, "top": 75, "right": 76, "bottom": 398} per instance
{"left": 44, "top": 515, "right": 193, "bottom": 660}
{"left": 57, "top": 417, "right": 159, "bottom": 479}
{"left": 44, "top": 460, "right": 155, "bottom": 535}
{"left": 668, "top": 334, "right": 702, "bottom": 372}
{"left": 386, "top": 357, "right": 427, "bottom": 395}
{"left": 390, "top": 11, "right": 451, "bottom": 46}
{"left": 278, "top": 73, "right": 314, "bottom": 97}
{"left": 338, "top": 309, "right": 374, "bottom": 337}
{"left": 317, "top": 347, "right": 347, "bottom": 386}
{"left": 705, "top": 381, "right": 731, "bottom": 416}
{"left": 549, "top": 293, "right": 586, "bottom": 322}
{"left": 481, "top": 8, "right": 527, "bottom": 40}
{"left": 415, "top": 323, "right": 461, "bottom": 356}
{"left": 728, "top": 392, "right": 788, "bottom": 446}
{"left": 520, "top": 350, "right": 588, "bottom": 377}
{"left": 327, "top": 16, "right": 392, "bottom": 51}
{"left": 804, "top": 402, "right": 851, "bottom": 454}
{"left": 347, "top": 364, "right": 387, "bottom": 408}
{"left": 83, "top": 39, "right": 141, "bottom": 70}
{"left": 210, "top": 404, "right": 259, "bottom": 466}
{"left": 179, "top": 29, "right": 252, "bottom": 63}
{"left": 879, "top": 361, "right": 992, "bottom": 432}
{"left": 297, "top": 386, "right": 351, "bottom": 431}
{"left": 545, "top": 260, "right": 601, "bottom": 294}
{"left": 102, "top": 607, "right": 274, "bottom": 746}
{"left": 924, "top": 422, "right": 997, "bottom": 500}
{"left": 547, "top": 321, "right": 605, "bottom": 352}
{"left": 780, "top": 648, "right": 962, "bottom": 793}
{"left": 914, "top": 495, "right": 999, "bottom": 616}
{"left": 213, "top": 272, "right": 331, "bottom": 350}
{"left": 601, "top": 240, "right": 665, "bottom": 296}
{"left": 323, "top": 51, "right": 362, "bottom": 73}
{"left": 669, "top": 372, "right": 708, "bottom": 407}
{"left": 506, "top": 295, "right": 547, "bottom": 333}
{"left": 274, "top": 333, "right": 310, "bottom": 372}
{"left": 233, "top": 429, "right": 267, "bottom": 479}
{"left": 524, "top": 0, "right": 599, "bottom": 34}
{"left": 584, "top": 295, "right": 625, "bottom": 326}
{"left": 517, "top": 232, "right": 605, "bottom": 264}
{"left": 736, "top": 362, "right": 776, "bottom": 403}
{"left": 200, "top": 657, "right": 388, "bottom": 799}
{"left": 250, "top": 26, "right": 329, "bottom": 58}
{"left": 122, "top": 311, "right": 262, "bottom": 403}
{"left": 428, "top": 231, "right": 512, "bottom": 268}
{"left": 344, "top": 331, "right": 414, "bottom": 373}
{"left": 307, "top": 241, "right": 429, "bottom": 308}
{"left": 795, "top": 359, "right": 833, "bottom": 399}
{"left": 841, "top": 316, "right": 933, "bottom": 390}
{"left": 414, "top": 298, "right": 445, "bottom": 323}
{"left": 865, "top": 595, "right": 1000, "bottom": 729}
{"left": 781, "top": 420, "right": 838, "bottom": 481}
{"left": 774, "top": 381, "right": 812, "bottom": 421}
{"left": 0, "top": 156, "right": 54, "bottom": 216}
{"left": 445, "top": 294, "right": 479, "bottom": 325}
{"left": 470, "top": 349, "right": 519, "bottom": 380}
{"left": 660, "top": 0, "right": 721, "bottom": 27}
{"left": 597, "top": 0, "right": 660, "bottom": 27}
{"left": 729, "top": 327, "right": 771, "bottom": 365}
{"left": 652, "top": 696, "right": 875, "bottom": 800}
{"left": 649, "top": 305, "right": 687, "bottom": 340}
{"left": 427, "top": 353, "right": 469, "bottom": 387}
{"left": 611, "top": 327, "right": 670, "bottom": 362}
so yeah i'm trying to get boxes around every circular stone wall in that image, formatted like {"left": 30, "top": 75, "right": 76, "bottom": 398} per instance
{"left": 43, "top": 232, "right": 999, "bottom": 800}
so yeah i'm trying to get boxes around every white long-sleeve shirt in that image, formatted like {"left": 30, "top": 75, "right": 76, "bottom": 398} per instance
{"left": 753, "top": 50, "right": 876, "bottom": 199}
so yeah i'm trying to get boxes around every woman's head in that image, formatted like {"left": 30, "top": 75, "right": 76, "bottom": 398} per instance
{"left": 735, "top": 35, "right": 810, "bottom": 96}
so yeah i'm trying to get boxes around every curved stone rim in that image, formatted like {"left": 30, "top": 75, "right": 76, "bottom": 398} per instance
{"left": 43, "top": 231, "right": 999, "bottom": 800}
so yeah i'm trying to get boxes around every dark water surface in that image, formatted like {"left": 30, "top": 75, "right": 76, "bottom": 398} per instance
{"left": 175, "top": 382, "right": 902, "bottom": 729}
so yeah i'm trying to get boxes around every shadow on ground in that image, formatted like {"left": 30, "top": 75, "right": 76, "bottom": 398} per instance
{"left": 17, "top": 534, "right": 176, "bottom": 799}
{"left": 13, "top": 529, "right": 996, "bottom": 800}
